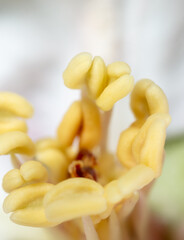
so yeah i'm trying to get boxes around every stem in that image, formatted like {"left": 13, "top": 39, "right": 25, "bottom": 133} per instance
{"left": 82, "top": 216, "right": 100, "bottom": 240}
{"left": 130, "top": 192, "right": 149, "bottom": 240}
{"left": 11, "top": 154, "right": 21, "bottom": 168}
{"left": 109, "top": 210, "right": 122, "bottom": 240}
{"left": 99, "top": 109, "right": 113, "bottom": 152}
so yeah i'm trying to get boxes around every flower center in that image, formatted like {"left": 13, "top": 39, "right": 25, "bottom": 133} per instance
{"left": 68, "top": 149, "right": 97, "bottom": 181}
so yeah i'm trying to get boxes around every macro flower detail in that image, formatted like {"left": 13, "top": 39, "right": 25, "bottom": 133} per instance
{"left": 1, "top": 53, "right": 171, "bottom": 239}
{"left": 63, "top": 52, "right": 134, "bottom": 111}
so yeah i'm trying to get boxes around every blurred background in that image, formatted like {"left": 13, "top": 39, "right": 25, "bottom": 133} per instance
{"left": 0, "top": 0, "right": 184, "bottom": 239}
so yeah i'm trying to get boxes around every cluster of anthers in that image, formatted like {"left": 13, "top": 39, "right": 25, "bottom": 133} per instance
{"left": 1, "top": 53, "right": 171, "bottom": 239}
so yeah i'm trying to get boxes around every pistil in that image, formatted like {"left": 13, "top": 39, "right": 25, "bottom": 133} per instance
{"left": 68, "top": 149, "right": 97, "bottom": 181}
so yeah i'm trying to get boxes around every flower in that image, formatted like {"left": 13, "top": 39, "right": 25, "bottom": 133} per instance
{"left": 0, "top": 53, "right": 171, "bottom": 239}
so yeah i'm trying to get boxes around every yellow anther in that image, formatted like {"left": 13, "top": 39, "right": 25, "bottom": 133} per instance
{"left": 36, "top": 149, "right": 68, "bottom": 184}
{"left": 132, "top": 114, "right": 168, "bottom": 177}
{"left": 107, "top": 61, "right": 131, "bottom": 83}
{"left": 104, "top": 164, "right": 155, "bottom": 204}
{"left": 132, "top": 116, "right": 158, "bottom": 164}
{"left": 63, "top": 52, "right": 93, "bottom": 89}
{"left": 117, "top": 113, "right": 169, "bottom": 176}
{"left": 10, "top": 207, "right": 57, "bottom": 227}
{"left": 3, "top": 183, "right": 53, "bottom": 213}
{"left": 87, "top": 56, "right": 107, "bottom": 99}
{"left": 20, "top": 161, "right": 48, "bottom": 182}
{"left": 0, "top": 92, "right": 33, "bottom": 118}
{"left": 0, "top": 117, "right": 27, "bottom": 134}
{"left": 36, "top": 138, "right": 61, "bottom": 152}
{"left": 117, "top": 78, "right": 171, "bottom": 175}
{"left": 63, "top": 53, "right": 134, "bottom": 111}
{"left": 3, "top": 161, "right": 48, "bottom": 193}
{"left": 57, "top": 101, "right": 82, "bottom": 148}
{"left": 44, "top": 178, "right": 107, "bottom": 224}
{"left": 2, "top": 169, "right": 25, "bottom": 193}
{"left": 3, "top": 183, "right": 54, "bottom": 227}
{"left": 0, "top": 131, "right": 35, "bottom": 156}
{"left": 58, "top": 99, "right": 101, "bottom": 150}
{"left": 130, "top": 79, "right": 170, "bottom": 124}
{"left": 117, "top": 123, "right": 140, "bottom": 169}
{"left": 96, "top": 75, "right": 134, "bottom": 111}
{"left": 80, "top": 98, "right": 101, "bottom": 149}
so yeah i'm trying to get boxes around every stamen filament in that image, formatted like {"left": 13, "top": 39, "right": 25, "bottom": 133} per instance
{"left": 82, "top": 216, "right": 100, "bottom": 240}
